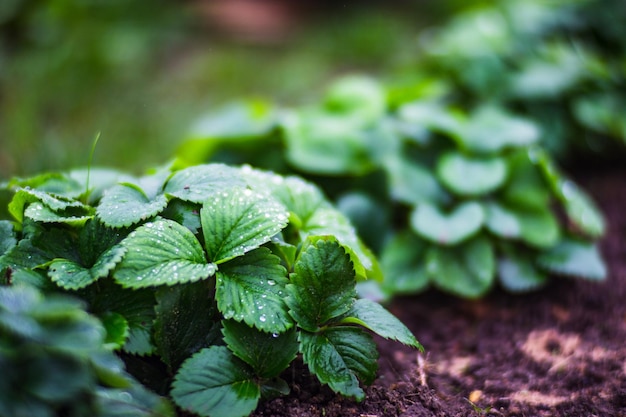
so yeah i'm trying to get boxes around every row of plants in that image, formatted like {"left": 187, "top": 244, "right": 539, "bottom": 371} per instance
{"left": 176, "top": 73, "right": 607, "bottom": 299}
{"left": 0, "top": 163, "right": 421, "bottom": 417}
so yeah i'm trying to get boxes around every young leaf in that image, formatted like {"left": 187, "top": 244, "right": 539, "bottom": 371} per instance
{"left": 24, "top": 201, "right": 94, "bottom": 226}
{"left": 160, "top": 200, "right": 202, "bottom": 235}
{"left": 9, "top": 188, "right": 86, "bottom": 224}
{"left": 114, "top": 219, "right": 216, "bottom": 289}
{"left": 286, "top": 239, "right": 356, "bottom": 332}
{"left": 222, "top": 320, "right": 298, "bottom": 378}
{"left": 164, "top": 164, "right": 247, "bottom": 204}
{"left": 300, "top": 327, "right": 378, "bottom": 401}
{"left": 340, "top": 298, "right": 422, "bottom": 349}
{"left": 537, "top": 238, "right": 606, "bottom": 280}
{"left": 171, "top": 346, "right": 260, "bottom": 417}
{"left": 380, "top": 232, "right": 429, "bottom": 294}
{"left": 437, "top": 152, "right": 508, "bottom": 197}
{"left": 154, "top": 281, "right": 221, "bottom": 371}
{"left": 411, "top": 201, "right": 484, "bottom": 246}
{"left": 97, "top": 182, "right": 169, "bottom": 228}
{"left": 302, "top": 207, "right": 377, "bottom": 280}
{"left": 216, "top": 247, "right": 292, "bottom": 333}
{"left": 201, "top": 188, "right": 288, "bottom": 264}
{"left": 100, "top": 311, "right": 130, "bottom": 349}
{"left": 426, "top": 235, "right": 495, "bottom": 298}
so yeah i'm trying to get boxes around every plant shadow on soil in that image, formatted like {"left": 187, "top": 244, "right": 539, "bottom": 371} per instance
{"left": 251, "top": 170, "right": 626, "bottom": 417}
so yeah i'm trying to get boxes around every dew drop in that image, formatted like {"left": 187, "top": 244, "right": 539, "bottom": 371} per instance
{"left": 259, "top": 314, "right": 267, "bottom": 323}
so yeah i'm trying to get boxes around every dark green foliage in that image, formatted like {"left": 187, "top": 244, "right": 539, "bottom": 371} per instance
{"left": 0, "top": 163, "right": 421, "bottom": 417}
{"left": 0, "top": 285, "right": 173, "bottom": 417}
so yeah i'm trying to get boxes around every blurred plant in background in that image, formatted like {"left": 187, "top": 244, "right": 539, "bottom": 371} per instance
{"left": 176, "top": 75, "right": 607, "bottom": 298}
{"left": 0, "top": 0, "right": 433, "bottom": 180}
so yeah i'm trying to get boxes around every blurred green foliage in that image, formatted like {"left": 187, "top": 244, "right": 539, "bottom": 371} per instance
{"left": 176, "top": 73, "right": 607, "bottom": 298}
{"left": 0, "top": 0, "right": 430, "bottom": 180}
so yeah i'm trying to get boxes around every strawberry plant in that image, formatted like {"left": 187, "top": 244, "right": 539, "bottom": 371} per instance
{"left": 177, "top": 74, "right": 607, "bottom": 299}
{"left": 0, "top": 163, "right": 421, "bottom": 417}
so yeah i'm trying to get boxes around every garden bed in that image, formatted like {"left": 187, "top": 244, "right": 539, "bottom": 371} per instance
{"left": 251, "top": 169, "right": 626, "bottom": 416}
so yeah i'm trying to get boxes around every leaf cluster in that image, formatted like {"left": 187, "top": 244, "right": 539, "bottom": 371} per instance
{"left": 0, "top": 163, "right": 420, "bottom": 417}
{"left": 417, "top": 0, "right": 626, "bottom": 158}
{"left": 0, "top": 285, "right": 172, "bottom": 417}
{"left": 176, "top": 73, "right": 607, "bottom": 298}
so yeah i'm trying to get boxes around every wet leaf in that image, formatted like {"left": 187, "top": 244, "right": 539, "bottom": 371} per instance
{"left": 115, "top": 219, "right": 215, "bottom": 288}
{"left": 411, "top": 202, "right": 484, "bottom": 246}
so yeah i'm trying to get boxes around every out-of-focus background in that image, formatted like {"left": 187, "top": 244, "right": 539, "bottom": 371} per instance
{"left": 1, "top": 0, "right": 624, "bottom": 178}
{"left": 0, "top": 0, "right": 444, "bottom": 177}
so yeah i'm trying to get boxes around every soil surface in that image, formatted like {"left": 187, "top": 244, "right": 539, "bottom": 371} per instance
{"left": 251, "top": 170, "right": 626, "bottom": 417}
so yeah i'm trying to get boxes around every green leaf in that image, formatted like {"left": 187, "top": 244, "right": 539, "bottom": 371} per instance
{"left": 96, "top": 385, "right": 175, "bottom": 417}
{"left": 426, "top": 235, "right": 495, "bottom": 298}
{"left": 302, "top": 207, "right": 377, "bottom": 280}
{"left": 516, "top": 207, "right": 560, "bottom": 249}
{"left": 380, "top": 232, "right": 429, "bottom": 294}
{"left": 160, "top": 200, "right": 202, "bottom": 235}
{"left": 246, "top": 173, "right": 325, "bottom": 227}
{"left": 283, "top": 111, "right": 379, "bottom": 175}
{"left": 501, "top": 149, "right": 551, "bottom": 210}
{"left": 178, "top": 101, "right": 277, "bottom": 165}
{"left": 537, "top": 238, "right": 606, "bottom": 280}
{"left": 286, "top": 239, "right": 356, "bottom": 332}
{"left": 154, "top": 281, "right": 221, "bottom": 371}
{"left": 201, "top": 188, "right": 288, "bottom": 264}
{"left": 172, "top": 346, "right": 260, "bottom": 417}
{"left": 437, "top": 152, "right": 508, "bottom": 197}
{"left": 323, "top": 75, "right": 386, "bottom": 121}
{"left": 9, "top": 188, "right": 86, "bottom": 223}
{"left": 385, "top": 156, "right": 448, "bottom": 205}
{"left": 164, "top": 164, "right": 247, "bottom": 204}
{"left": 484, "top": 202, "right": 522, "bottom": 239}
{"left": 461, "top": 106, "right": 540, "bottom": 153}
{"left": 48, "top": 219, "right": 128, "bottom": 290}
{"left": 24, "top": 202, "right": 94, "bottom": 226}
{"left": 0, "top": 220, "right": 16, "bottom": 257}
{"left": 341, "top": 299, "right": 422, "bottom": 349}
{"left": 411, "top": 202, "right": 484, "bottom": 245}
{"left": 84, "top": 279, "right": 157, "bottom": 355}
{"left": 3, "top": 172, "right": 83, "bottom": 198}
{"left": 300, "top": 327, "right": 377, "bottom": 401}
{"left": 97, "top": 182, "right": 168, "bottom": 228}
{"left": 558, "top": 181, "right": 605, "bottom": 238}
{"left": 222, "top": 320, "right": 298, "bottom": 378}
{"left": 498, "top": 252, "right": 547, "bottom": 292}
{"left": 115, "top": 219, "right": 216, "bottom": 288}
{"left": 49, "top": 246, "right": 125, "bottom": 290}
{"left": 216, "top": 248, "right": 292, "bottom": 333}
{"left": 100, "top": 311, "right": 130, "bottom": 349}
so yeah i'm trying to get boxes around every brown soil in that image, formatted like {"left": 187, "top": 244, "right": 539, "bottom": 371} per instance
{"left": 251, "top": 170, "right": 626, "bottom": 417}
